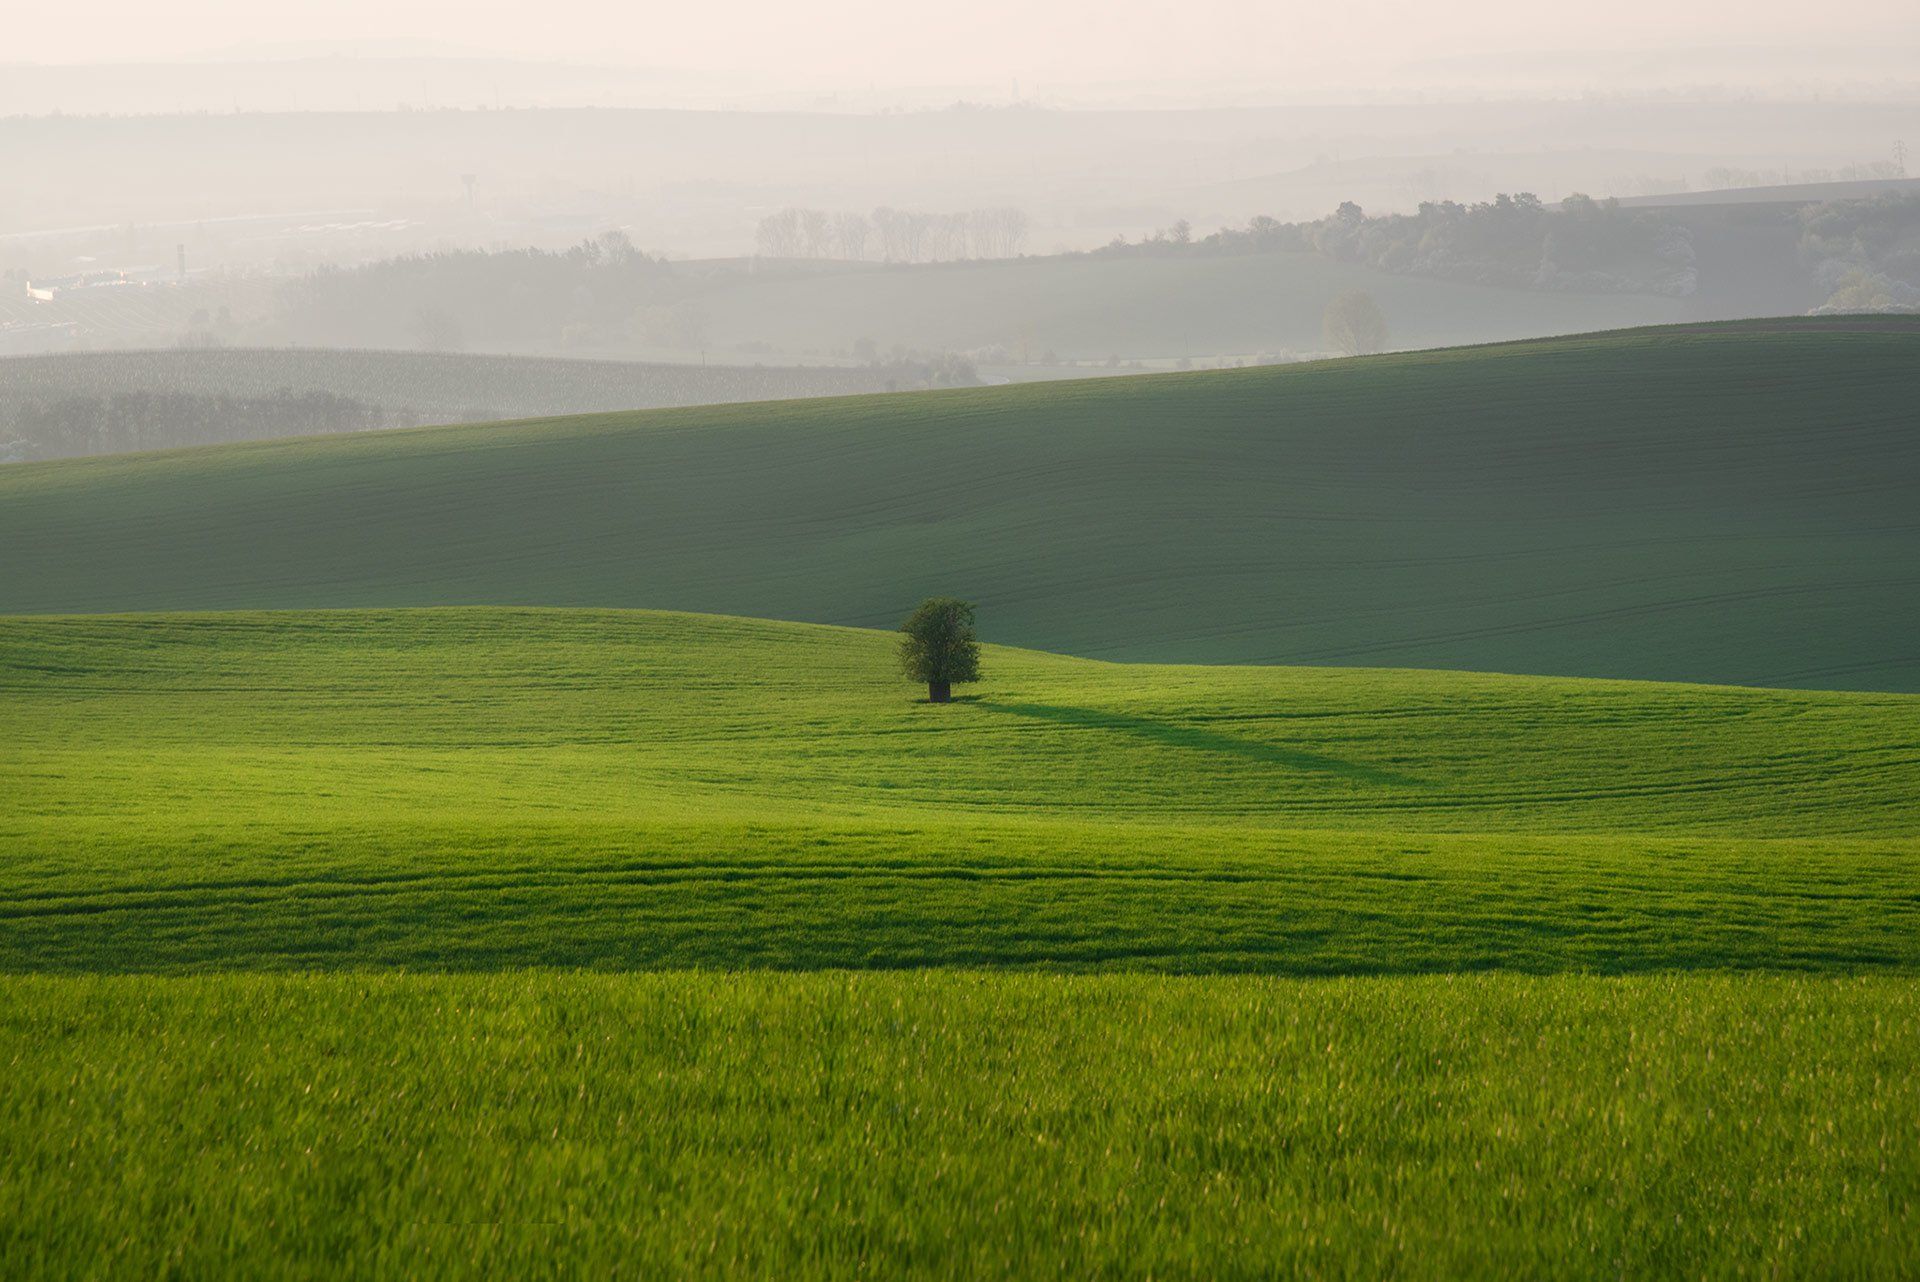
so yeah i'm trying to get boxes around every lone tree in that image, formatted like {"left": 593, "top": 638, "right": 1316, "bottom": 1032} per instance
{"left": 1322, "top": 289, "right": 1389, "bottom": 356}
{"left": 899, "top": 597, "right": 981, "bottom": 703}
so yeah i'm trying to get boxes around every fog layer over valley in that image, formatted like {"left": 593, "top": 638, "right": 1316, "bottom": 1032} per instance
{"left": 8, "top": 100, "right": 1915, "bottom": 265}
{"left": 5, "top": 27, "right": 1917, "bottom": 453}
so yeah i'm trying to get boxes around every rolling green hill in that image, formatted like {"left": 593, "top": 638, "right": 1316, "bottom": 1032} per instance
{"left": 5, "top": 607, "right": 1917, "bottom": 1274}
{"left": 5, "top": 322, "right": 1917, "bottom": 688}
{"left": 5, "top": 606, "right": 1917, "bottom": 1274}
{"left": 6, "top": 608, "right": 1916, "bottom": 974}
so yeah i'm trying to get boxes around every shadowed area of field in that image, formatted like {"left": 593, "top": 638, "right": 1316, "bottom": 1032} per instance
{"left": 4, "top": 323, "right": 1918, "bottom": 688}
{"left": 981, "top": 700, "right": 1431, "bottom": 785}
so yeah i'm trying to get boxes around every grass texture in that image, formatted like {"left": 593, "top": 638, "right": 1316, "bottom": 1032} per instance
{"left": 4, "top": 607, "right": 1916, "bottom": 1276}
{"left": 4, "top": 608, "right": 1915, "bottom": 975}
{"left": 2, "top": 972, "right": 1914, "bottom": 1279}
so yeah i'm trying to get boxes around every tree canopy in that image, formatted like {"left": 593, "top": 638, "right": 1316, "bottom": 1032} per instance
{"left": 1090, "top": 194, "right": 1699, "bottom": 298}
{"left": 898, "top": 598, "right": 981, "bottom": 701}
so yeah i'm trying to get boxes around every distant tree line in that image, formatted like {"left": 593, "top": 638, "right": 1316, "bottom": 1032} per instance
{"left": 0, "top": 352, "right": 984, "bottom": 463}
{"left": 1706, "top": 161, "right": 1906, "bottom": 190}
{"left": 866, "top": 351, "right": 979, "bottom": 390}
{"left": 1799, "top": 192, "right": 1920, "bottom": 313}
{"left": 267, "top": 229, "right": 1011, "bottom": 354}
{"left": 3, "top": 390, "right": 404, "bottom": 461}
{"left": 1091, "top": 194, "right": 1699, "bottom": 297}
{"left": 756, "top": 207, "right": 1031, "bottom": 263}
{"left": 276, "top": 232, "right": 675, "bottom": 351}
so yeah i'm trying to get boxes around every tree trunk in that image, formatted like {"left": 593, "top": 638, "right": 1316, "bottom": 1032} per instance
{"left": 928, "top": 680, "right": 951, "bottom": 703}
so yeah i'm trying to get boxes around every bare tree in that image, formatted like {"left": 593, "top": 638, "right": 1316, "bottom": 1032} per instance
{"left": 901, "top": 212, "right": 930, "bottom": 264}
{"left": 798, "top": 208, "right": 833, "bottom": 259}
{"left": 772, "top": 204, "right": 1033, "bottom": 262}
{"left": 872, "top": 207, "right": 908, "bottom": 261}
{"left": 996, "top": 207, "right": 1031, "bottom": 256}
{"left": 597, "top": 229, "right": 639, "bottom": 265}
{"left": 1322, "top": 290, "right": 1389, "bottom": 356}
{"left": 755, "top": 208, "right": 803, "bottom": 258}
{"left": 939, "top": 212, "right": 969, "bottom": 260}
{"left": 833, "top": 211, "right": 872, "bottom": 261}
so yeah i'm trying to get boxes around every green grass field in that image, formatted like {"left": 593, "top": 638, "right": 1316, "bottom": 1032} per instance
{"left": 5, "top": 609, "right": 1917, "bottom": 974}
{"left": 4, "top": 972, "right": 1914, "bottom": 1279}
{"left": 3, "top": 607, "right": 1918, "bottom": 1275}
{"left": 5, "top": 324, "right": 1918, "bottom": 1275}
{"left": 5, "top": 322, "right": 1918, "bottom": 688}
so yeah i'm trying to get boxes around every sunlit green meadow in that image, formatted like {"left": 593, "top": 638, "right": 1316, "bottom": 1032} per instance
{"left": 4, "top": 607, "right": 1918, "bottom": 1275}
{"left": 3, "top": 972, "right": 1915, "bottom": 1280}
{"left": 4, "top": 608, "right": 1917, "bottom": 974}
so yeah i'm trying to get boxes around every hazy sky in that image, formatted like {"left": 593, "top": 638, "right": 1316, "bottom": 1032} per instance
{"left": 17, "top": 0, "right": 1920, "bottom": 95}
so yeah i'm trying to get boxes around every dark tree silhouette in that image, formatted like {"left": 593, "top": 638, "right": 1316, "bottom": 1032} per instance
{"left": 898, "top": 597, "right": 981, "bottom": 703}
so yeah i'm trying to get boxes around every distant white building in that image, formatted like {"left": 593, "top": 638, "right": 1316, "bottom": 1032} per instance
{"left": 25, "top": 266, "right": 170, "bottom": 302}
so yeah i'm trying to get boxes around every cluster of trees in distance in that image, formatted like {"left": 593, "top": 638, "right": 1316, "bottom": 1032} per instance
{"left": 755, "top": 207, "right": 1032, "bottom": 262}
{"left": 1800, "top": 192, "right": 1920, "bottom": 312}
{"left": 0, "top": 347, "right": 981, "bottom": 463}
{"left": 1095, "top": 194, "right": 1698, "bottom": 297}
{"left": 1705, "top": 161, "right": 1906, "bottom": 189}
{"left": 276, "top": 231, "right": 675, "bottom": 352}
{"left": 2, "top": 390, "right": 393, "bottom": 461}
{"left": 70, "top": 191, "right": 1909, "bottom": 371}
{"left": 270, "top": 222, "right": 1033, "bottom": 353}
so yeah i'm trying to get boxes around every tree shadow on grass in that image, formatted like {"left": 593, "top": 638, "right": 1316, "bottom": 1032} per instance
{"left": 980, "top": 701, "right": 1427, "bottom": 788}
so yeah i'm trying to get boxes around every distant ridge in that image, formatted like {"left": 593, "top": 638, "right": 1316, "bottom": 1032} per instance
{"left": 1614, "top": 177, "right": 1920, "bottom": 208}
{"left": 0, "top": 347, "right": 933, "bottom": 461}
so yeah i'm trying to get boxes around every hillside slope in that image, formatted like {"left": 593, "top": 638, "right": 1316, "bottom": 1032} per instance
{"left": 3, "top": 323, "right": 1917, "bottom": 688}
{"left": 0, "top": 347, "right": 935, "bottom": 461}
{"left": 688, "top": 249, "right": 1689, "bottom": 361}
{"left": 5, "top": 608, "right": 1916, "bottom": 973}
